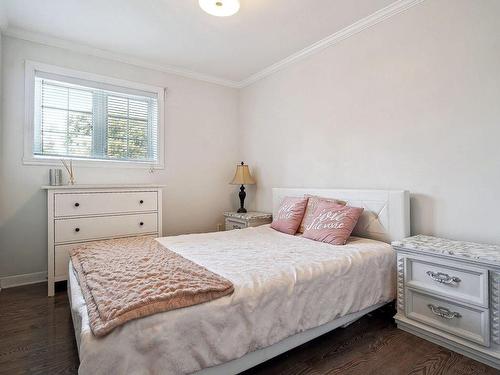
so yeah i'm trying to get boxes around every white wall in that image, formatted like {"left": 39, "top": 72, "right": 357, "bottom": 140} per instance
{"left": 0, "top": 36, "right": 240, "bottom": 279}
{"left": 2, "top": 0, "right": 499, "bottom": 283}
{"left": 240, "top": 0, "right": 500, "bottom": 244}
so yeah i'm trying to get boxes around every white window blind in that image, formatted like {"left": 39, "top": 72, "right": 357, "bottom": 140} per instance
{"left": 33, "top": 72, "right": 159, "bottom": 163}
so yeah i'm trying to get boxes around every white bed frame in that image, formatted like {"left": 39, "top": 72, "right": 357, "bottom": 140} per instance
{"left": 194, "top": 188, "right": 410, "bottom": 374}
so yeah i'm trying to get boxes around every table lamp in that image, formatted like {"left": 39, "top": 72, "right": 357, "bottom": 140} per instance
{"left": 230, "top": 162, "right": 256, "bottom": 213}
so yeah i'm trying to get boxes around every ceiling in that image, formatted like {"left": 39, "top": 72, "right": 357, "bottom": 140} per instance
{"left": 1, "top": 0, "right": 396, "bottom": 84}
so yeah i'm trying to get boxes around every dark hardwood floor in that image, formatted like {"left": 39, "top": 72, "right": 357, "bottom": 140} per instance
{"left": 0, "top": 283, "right": 497, "bottom": 375}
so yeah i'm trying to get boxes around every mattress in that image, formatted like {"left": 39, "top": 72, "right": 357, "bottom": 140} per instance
{"left": 69, "top": 225, "right": 396, "bottom": 375}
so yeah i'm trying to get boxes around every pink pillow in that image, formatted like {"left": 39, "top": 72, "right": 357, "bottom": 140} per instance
{"left": 298, "top": 195, "right": 346, "bottom": 234}
{"left": 271, "top": 197, "right": 308, "bottom": 235}
{"left": 302, "top": 201, "right": 364, "bottom": 245}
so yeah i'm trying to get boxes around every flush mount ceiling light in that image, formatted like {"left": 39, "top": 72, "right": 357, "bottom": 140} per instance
{"left": 199, "top": 0, "right": 240, "bottom": 17}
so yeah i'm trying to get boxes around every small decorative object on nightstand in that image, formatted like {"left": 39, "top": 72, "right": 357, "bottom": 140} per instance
{"left": 230, "top": 161, "right": 256, "bottom": 213}
{"left": 224, "top": 211, "right": 272, "bottom": 231}
{"left": 393, "top": 235, "right": 500, "bottom": 370}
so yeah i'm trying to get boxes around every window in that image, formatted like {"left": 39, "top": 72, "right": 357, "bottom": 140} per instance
{"left": 25, "top": 61, "right": 164, "bottom": 168}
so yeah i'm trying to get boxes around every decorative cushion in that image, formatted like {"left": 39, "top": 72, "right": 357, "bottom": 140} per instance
{"left": 302, "top": 202, "right": 364, "bottom": 245}
{"left": 298, "top": 195, "right": 346, "bottom": 234}
{"left": 271, "top": 197, "right": 308, "bottom": 235}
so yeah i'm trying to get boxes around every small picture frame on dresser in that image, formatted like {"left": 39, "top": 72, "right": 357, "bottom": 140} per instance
{"left": 224, "top": 211, "right": 272, "bottom": 231}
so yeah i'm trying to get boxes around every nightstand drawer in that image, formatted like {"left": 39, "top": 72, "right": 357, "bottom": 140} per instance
{"left": 225, "top": 218, "right": 246, "bottom": 230}
{"left": 405, "top": 256, "right": 488, "bottom": 307}
{"left": 406, "top": 290, "right": 489, "bottom": 346}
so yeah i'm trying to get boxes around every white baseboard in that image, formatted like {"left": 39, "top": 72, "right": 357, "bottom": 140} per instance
{"left": 0, "top": 271, "right": 47, "bottom": 290}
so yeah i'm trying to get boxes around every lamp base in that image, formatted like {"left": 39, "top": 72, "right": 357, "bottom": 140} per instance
{"left": 238, "top": 185, "right": 247, "bottom": 214}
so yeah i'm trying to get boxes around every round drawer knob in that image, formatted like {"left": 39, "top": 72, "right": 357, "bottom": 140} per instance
{"left": 75, "top": 228, "right": 80, "bottom": 232}
{"left": 139, "top": 200, "right": 144, "bottom": 204}
{"left": 74, "top": 202, "right": 80, "bottom": 207}
{"left": 139, "top": 222, "right": 144, "bottom": 226}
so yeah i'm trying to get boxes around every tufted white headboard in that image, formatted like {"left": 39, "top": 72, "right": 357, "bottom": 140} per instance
{"left": 272, "top": 188, "right": 410, "bottom": 243}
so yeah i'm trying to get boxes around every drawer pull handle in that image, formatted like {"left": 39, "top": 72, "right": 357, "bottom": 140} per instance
{"left": 75, "top": 228, "right": 80, "bottom": 232}
{"left": 427, "top": 304, "right": 462, "bottom": 319}
{"left": 139, "top": 222, "right": 144, "bottom": 226}
{"left": 426, "top": 271, "right": 461, "bottom": 284}
{"left": 74, "top": 202, "right": 80, "bottom": 207}
{"left": 140, "top": 200, "right": 144, "bottom": 204}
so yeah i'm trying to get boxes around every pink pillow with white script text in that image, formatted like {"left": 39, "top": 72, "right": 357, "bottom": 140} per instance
{"left": 271, "top": 197, "right": 308, "bottom": 235}
{"left": 298, "top": 195, "right": 346, "bottom": 234}
{"left": 302, "top": 201, "right": 364, "bottom": 245}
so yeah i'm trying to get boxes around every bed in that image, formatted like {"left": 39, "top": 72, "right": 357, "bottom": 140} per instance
{"left": 68, "top": 188, "right": 410, "bottom": 374}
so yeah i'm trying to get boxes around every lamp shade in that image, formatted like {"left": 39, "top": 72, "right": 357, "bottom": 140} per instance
{"left": 230, "top": 162, "right": 256, "bottom": 185}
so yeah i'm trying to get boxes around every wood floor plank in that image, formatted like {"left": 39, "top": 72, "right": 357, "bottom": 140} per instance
{"left": 0, "top": 283, "right": 79, "bottom": 375}
{"left": 0, "top": 283, "right": 497, "bottom": 375}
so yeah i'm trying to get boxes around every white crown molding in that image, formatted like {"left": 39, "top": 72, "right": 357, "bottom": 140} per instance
{"left": 1, "top": 26, "right": 241, "bottom": 88}
{"left": 0, "top": 0, "right": 425, "bottom": 89}
{"left": 238, "top": 0, "right": 426, "bottom": 88}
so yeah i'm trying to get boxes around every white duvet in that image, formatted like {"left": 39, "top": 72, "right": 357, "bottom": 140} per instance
{"left": 69, "top": 225, "right": 395, "bottom": 375}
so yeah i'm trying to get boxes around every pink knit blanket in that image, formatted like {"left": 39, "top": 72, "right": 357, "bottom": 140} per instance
{"left": 70, "top": 236, "right": 234, "bottom": 336}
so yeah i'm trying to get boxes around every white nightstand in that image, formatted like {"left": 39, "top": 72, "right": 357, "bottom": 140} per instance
{"left": 224, "top": 212, "right": 272, "bottom": 231}
{"left": 393, "top": 235, "right": 500, "bottom": 370}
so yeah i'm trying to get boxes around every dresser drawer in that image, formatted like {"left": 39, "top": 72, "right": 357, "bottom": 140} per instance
{"left": 225, "top": 218, "right": 246, "bottom": 230}
{"left": 404, "top": 256, "right": 488, "bottom": 307}
{"left": 406, "top": 290, "right": 489, "bottom": 346}
{"left": 54, "top": 239, "right": 147, "bottom": 280}
{"left": 54, "top": 244, "right": 74, "bottom": 280}
{"left": 55, "top": 213, "right": 157, "bottom": 243}
{"left": 54, "top": 191, "right": 158, "bottom": 217}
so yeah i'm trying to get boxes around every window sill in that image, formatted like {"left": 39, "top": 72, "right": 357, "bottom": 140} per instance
{"left": 22, "top": 156, "right": 164, "bottom": 170}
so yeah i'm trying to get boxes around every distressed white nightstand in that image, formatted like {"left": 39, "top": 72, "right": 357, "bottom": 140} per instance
{"left": 393, "top": 235, "right": 500, "bottom": 369}
{"left": 223, "top": 212, "right": 272, "bottom": 231}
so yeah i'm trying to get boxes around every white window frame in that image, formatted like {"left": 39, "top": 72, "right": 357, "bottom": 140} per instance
{"left": 23, "top": 60, "right": 165, "bottom": 169}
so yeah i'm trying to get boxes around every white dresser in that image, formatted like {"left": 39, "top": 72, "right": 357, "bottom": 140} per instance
{"left": 393, "top": 235, "right": 500, "bottom": 369}
{"left": 43, "top": 184, "right": 163, "bottom": 296}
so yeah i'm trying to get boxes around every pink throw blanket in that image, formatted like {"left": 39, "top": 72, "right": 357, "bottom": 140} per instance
{"left": 70, "top": 236, "right": 234, "bottom": 336}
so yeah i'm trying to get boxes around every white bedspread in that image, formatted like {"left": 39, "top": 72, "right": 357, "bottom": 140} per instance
{"left": 69, "top": 225, "right": 395, "bottom": 375}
